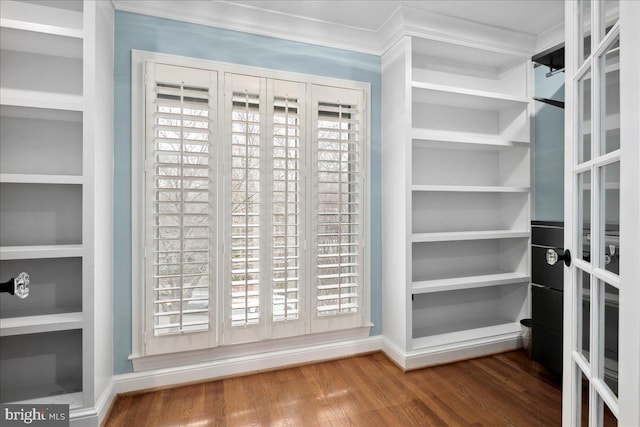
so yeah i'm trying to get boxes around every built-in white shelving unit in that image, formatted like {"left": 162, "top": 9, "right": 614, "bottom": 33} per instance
{"left": 0, "top": 0, "right": 114, "bottom": 420}
{"left": 382, "top": 35, "right": 531, "bottom": 369}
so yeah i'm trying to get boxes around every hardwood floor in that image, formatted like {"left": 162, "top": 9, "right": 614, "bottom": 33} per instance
{"left": 105, "top": 350, "right": 563, "bottom": 426}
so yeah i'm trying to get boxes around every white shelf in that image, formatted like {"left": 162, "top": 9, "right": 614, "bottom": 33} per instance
{"left": 0, "top": 26, "right": 83, "bottom": 58}
{"left": 11, "top": 391, "right": 83, "bottom": 410}
{"left": 0, "top": 245, "right": 84, "bottom": 260}
{"left": 0, "top": 312, "right": 83, "bottom": 337}
{"left": 411, "top": 37, "right": 525, "bottom": 71}
{"left": 412, "top": 230, "right": 530, "bottom": 243}
{"left": 0, "top": 174, "right": 83, "bottom": 185}
{"left": 412, "top": 272, "right": 530, "bottom": 294}
{"left": 412, "top": 82, "right": 530, "bottom": 110}
{"left": 0, "top": 17, "right": 83, "bottom": 40}
{"left": 0, "top": 0, "right": 83, "bottom": 35}
{"left": 0, "top": 104, "right": 82, "bottom": 121}
{"left": 412, "top": 184, "right": 529, "bottom": 193}
{"left": 413, "top": 320, "right": 521, "bottom": 350}
{"left": 0, "top": 88, "right": 83, "bottom": 111}
{"left": 411, "top": 128, "right": 528, "bottom": 149}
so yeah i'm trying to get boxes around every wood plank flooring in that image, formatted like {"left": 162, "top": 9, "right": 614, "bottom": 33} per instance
{"left": 104, "top": 350, "right": 563, "bottom": 426}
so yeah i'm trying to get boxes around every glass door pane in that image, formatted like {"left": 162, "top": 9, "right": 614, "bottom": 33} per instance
{"left": 581, "top": 0, "right": 592, "bottom": 61}
{"left": 601, "top": 0, "right": 619, "bottom": 38}
{"left": 580, "top": 370, "right": 590, "bottom": 427}
{"left": 579, "top": 75, "right": 592, "bottom": 163}
{"left": 579, "top": 271, "right": 591, "bottom": 361}
{"left": 601, "top": 39, "right": 620, "bottom": 154}
{"left": 599, "top": 162, "right": 619, "bottom": 273}
{"left": 603, "top": 397, "right": 618, "bottom": 426}
{"left": 578, "top": 170, "right": 591, "bottom": 262}
{"left": 603, "top": 282, "right": 619, "bottom": 397}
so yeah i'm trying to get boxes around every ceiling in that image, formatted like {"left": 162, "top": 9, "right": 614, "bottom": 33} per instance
{"left": 223, "top": 0, "right": 564, "bottom": 36}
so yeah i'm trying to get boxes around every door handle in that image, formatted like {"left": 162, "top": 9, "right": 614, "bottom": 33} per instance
{"left": 546, "top": 249, "right": 572, "bottom": 267}
{"left": 0, "top": 272, "right": 30, "bottom": 299}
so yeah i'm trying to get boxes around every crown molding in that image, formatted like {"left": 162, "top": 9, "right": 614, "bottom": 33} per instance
{"left": 382, "top": 6, "right": 536, "bottom": 58}
{"left": 112, "top": 1, "right": 550, "bottom": 58}
{"left": 112, "top": 0, "right": 382, "bottom": 55}
{"left": 534, "top": 21, "right": 565, "bottom": 55}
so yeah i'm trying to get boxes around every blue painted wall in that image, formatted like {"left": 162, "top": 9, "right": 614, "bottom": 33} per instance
{"left": 114, "top": 11, "right": 382, "bottom": 374}
{"left": 534, "top": 65, "right": 565, "bottom": 221}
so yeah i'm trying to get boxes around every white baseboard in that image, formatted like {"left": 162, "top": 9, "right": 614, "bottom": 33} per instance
{"left": 69, "top": 379, "right": 117, "bottom": 427}
{"left": 382, "top": 334, "right": 523, "bottom": 371}
{"left": 114, "top": 335, "right": 383, "bottom": 395}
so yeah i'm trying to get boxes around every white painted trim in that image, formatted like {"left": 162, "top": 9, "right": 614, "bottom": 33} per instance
{"left": 393, "top": 6, "right": 535, "bottom": 58}
{"left": 403, "top": 335, "right": 522, "bottom": 371}
{"left": 130, "top": 326, "right": 373, "bottom": 371}
{"left": 118, "top": 335, "right": 382, "bottom": 394}
{"left": 534, "top": 21, "right": 565, "bottom": 55}
{"left": 617, "top": 1, "right": 640, "bottom": 425}
{"left": 68, "top": 379, "right": 116, "bottom": 427}
{"left": 95, "top": 380, "right": 117, "bottom": 426}
{"left": 562, "top": 3, "right": 579, "bottom": 426}
{"left": 132, "top": 50, "right": 372, "bottom": 93}
{"left": 382, "top": 333, "right": 523, "bottom": 371}
{"left": 130, "top": 49, "right": 144, "bottom": 359}
{"left": 112, "top": 0, "right": 382, "bottom": 55}
{"left": 381, "top": 336, "right": 409, "bottom": 369}
{"left": 380, "top": 36, "right": 412, "bottom": 355}
{"left": 111, "top": 1, "right": 546, "bottom": 58}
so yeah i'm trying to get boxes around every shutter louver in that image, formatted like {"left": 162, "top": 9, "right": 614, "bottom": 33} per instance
{"left": 315, "top": 97, "right": 363, "bottom": 318}
{"left": 231, "top": 90, "right": 261, "bottom": 327}
{"left": 151, "top": 70, "right": 212, "bottom": 338}
{"left": 272, "top": 95, "right": 301, "bottom": 322}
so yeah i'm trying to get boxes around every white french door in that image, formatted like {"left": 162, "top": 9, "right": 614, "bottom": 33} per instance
{"left": 563, "top": 1, "right": 640, "bottom": 426}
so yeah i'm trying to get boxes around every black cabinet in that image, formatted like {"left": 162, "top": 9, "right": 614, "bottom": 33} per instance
{"left": 532, "top": 285, "right": 563, "bottom": 373}
{"left": 531, "top": 221, "right": 564, "bottom": 374}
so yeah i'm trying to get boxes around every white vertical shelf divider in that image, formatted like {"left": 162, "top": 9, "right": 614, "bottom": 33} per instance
{"left": 382, "top": 34, "right": 532, "bottom": 371}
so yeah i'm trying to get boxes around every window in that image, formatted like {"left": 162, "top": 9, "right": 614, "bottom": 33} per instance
{"left": 135, "top": 54, "right": 369, "bottom": 357}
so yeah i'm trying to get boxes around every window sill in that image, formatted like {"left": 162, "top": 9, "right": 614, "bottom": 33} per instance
{"left": 129, "top": 325, "right": 373, "bottom": 372}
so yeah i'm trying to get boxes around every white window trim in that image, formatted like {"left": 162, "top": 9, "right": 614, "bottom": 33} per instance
{"left": 130, "top": 49, "right": 371, "bottom": 365}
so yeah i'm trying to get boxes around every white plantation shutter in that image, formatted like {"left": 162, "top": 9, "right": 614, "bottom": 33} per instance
{"left": 139, "top": 57, "right": 369, "bottom": 355}
{"left": 226, "top": 74, "right": 265, "bottom": 343}
{"left": 225, "top": 76, "right": 308, "bottom": 342}
{"left": 311, "top": 85, "right": 366, "bottom": 333}
{"left": 144, "top": 63, "right": 217, "bottom": 355}
{"left": 270, "top": 80, "right": 307, "bottom": 339}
